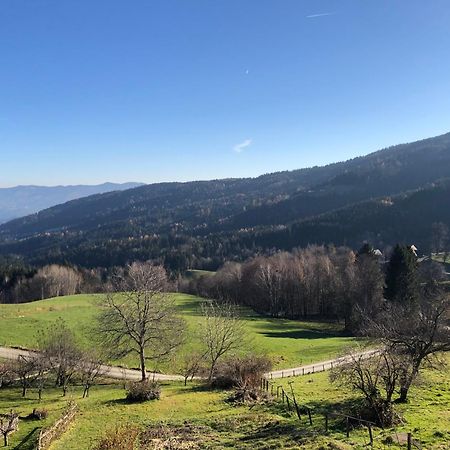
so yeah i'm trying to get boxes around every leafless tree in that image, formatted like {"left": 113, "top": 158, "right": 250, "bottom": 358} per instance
{"left": 0, "top": 363, "right": 14, "bottom": 389}
{"left": 365, "top": 292, "right": 450, "bottom": 402}
{"left": 0, "top": 412, "right": 19, "bottom": 447}
{"left": 33, "top": 354, "right": 49, "bottom": 402}
{"left": 330, "top": 347, "right": 403, "bottom": 426}
{"left": 38, "top": 320, "right": 82, "bottom": 396}
{"left": 11, "top": 355, "right": 37, "bottom": 397}
{"left": 179, "top": 352, "right": 206, "bottom": 386}
{"left": 431, "top": 222, "right": 449, "bottom": 254}
{"left": 200, "top": 301, "right": 245, "bottom": 383}
{"left": 79, "top": 352, "right": 105, "bottom": 398}
{"left": 97, "top": 262, "right": 186, "bottom": 381}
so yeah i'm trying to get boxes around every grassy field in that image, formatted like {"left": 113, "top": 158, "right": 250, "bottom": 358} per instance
{"left": 0, "top": 293, "right": 356, "bottom": 371}
{"left": 276, "top": 355, "right": 450, "bottom": 449}
{"left": 1, "top": 356, "right": 448, "bottom": 450}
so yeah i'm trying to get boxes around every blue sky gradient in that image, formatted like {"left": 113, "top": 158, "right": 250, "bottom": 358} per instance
{"left": 1, "top": 0, "right": 450, "bottom": 186}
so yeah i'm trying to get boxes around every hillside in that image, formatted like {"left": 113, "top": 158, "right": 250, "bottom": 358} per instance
{"left": 236, "top": 178, "right": 450, "bottom": 253}
{"left": 0, "top": 182, "right": 144, "bottom": 223}
{"left": 0, "top": 132, "right": 450, "bottom": 269}
{"left": 0, "top": 293, "right": 355, "bottom": 370}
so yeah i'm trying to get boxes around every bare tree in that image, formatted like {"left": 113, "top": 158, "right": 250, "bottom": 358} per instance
{"left": 38, "top": 320, "right": 82, "bottom": 396}
{"left": 0, "top": 363, "right": 14, "bottom": 389}
{"left": 330, "top": 348, "right": 402, "bottom": 426}
{"left": 200, "top": 301, "right": 245, "bottom": 383}
{"left": 0, "top": 412, "right": 19, "bottom": 447}
{"left": 366, "top": 292, "right": 450, "bottom": 402}
{"left": 431, "top": 222, "right": 449, "bottom": 254}
{"left": 33, "top": 354, "right": 49, "bottom": 402}
{"left": 79, "top": 352, "right": 105, "bottom": 398}
{"left": 179, "top": 352, "right": 205, "bottom": 386}
{"left": 11, "top": 355, "right": 37, "bottom": 397}
{"left": 98, "top": 262, "right": 186, "bottom": 381}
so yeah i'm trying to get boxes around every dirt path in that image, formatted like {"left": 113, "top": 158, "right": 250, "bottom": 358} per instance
{"left": 0, "top": 346, "right": 184, "bottom": 381}
{"left": 0, "top": 346, "right": 378, "bottom": 381}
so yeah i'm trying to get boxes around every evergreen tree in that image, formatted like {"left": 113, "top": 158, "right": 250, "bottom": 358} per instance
{"left": 385, "top": 244, "right": 419, "bottom": 307}
{"left": 357, "top": 243, "right": 375, "bottom": 256}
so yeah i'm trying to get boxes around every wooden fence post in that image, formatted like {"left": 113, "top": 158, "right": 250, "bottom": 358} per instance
{"left": 368, "top": 424, "right": 373, "bottom": 446}
{"left": 307, "top": 408, "right": 313, "bottom": 426}
{"left": 302, "top": 368, "right": 305, "bottom": 375}
{"left": 407, "top": 433, "right": 412, "bottom": 450}
{"left": 346, "top": 417, "right": 350, "bottom": 438}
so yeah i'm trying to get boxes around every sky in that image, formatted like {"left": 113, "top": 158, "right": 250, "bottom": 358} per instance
{"left": 1, "top": 0, "right": 450, "bottom": 187}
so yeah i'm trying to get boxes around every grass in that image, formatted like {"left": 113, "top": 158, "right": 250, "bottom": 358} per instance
{"left": 0, "top": 381, "right": 300, "bottom": 450}
{"left": 0, "top": 293, "right": 357, "bottom": 371}
{"left": 1, "top": 356, "right": 448, "bottom": 449}
{"left": 274, "top": 355, "right": 450, "bottom": 449}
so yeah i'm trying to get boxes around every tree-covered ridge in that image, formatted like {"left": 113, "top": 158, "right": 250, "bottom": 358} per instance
{"left": 0, "top": 132, "right": 450, "bottom": 270}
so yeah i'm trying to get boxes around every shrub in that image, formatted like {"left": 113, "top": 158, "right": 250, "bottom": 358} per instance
{"left": 28, "top": 408, "right": 49, "bottom": 420}
{"left": 94, "top": 426, "right": 139, "bottom": 450}
{"left": 212, "top": 354, "right": 272, "bottom": 389}
{"left": 126, "top": 380, "right": 161, "bottom": 402}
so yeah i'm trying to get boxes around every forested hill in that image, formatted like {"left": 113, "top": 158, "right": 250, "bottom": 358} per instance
{"left": 0, "top": 132, "right": 450, "bottom": 270}
{"left": 0, "top": 182, "right": 144, "bottom": 224}
{"left": 235, "top": 179, "right": 450, "bottom": 253}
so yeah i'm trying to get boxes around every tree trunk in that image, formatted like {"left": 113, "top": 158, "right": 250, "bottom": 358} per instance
{"left": 208, "top": 359, "right": 217, "bottom": 384}
{"left": 139, "top": 348, "right": 147, "bottom": 381}
{"left": 398, "top": 386, "right": 409, "bottom": 403}
{"left": 3, "top": 433, "right": 8, "bottom": 447}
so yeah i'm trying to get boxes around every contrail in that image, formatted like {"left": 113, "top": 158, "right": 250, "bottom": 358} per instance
{"left": 306, "top": 12, "right": 335, "bottom": 19}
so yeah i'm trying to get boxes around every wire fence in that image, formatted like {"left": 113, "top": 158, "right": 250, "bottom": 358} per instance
{"left": 260, "top": 377, "right": 422, "bottom": 449}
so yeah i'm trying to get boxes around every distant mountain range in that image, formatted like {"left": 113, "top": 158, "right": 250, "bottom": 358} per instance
{"left": 0, "top": 182, "right": 144, "bottom": 224}
{"left": 1, "top": 132, "right": 450, "bottom": 270}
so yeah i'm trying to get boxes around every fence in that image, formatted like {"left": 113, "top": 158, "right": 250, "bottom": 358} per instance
{"left": 36, "top": 401, "right": 78, "bottom": 450}
{"left": 267, "top": 350, "right": 380, "bottom": 380}
{"left": 260, "top": 378, "right": 421, "bottom": 449}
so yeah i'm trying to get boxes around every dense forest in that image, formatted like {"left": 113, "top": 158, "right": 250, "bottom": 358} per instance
{"left": 0, "top": 132, "right": 450, "bottom": 272}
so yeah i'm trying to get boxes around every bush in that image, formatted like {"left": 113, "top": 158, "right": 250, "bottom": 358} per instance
{"left": 212, "top": 354, "right": 272, "bottom": 389}
{"left": 94, "top": 426, "right": 139, "bottom": 450}
{"left": 126, "top": 380, "right": 161, "bottom": 402}
{"left": 28, "top": 408, "right": 49, "bottom": 420}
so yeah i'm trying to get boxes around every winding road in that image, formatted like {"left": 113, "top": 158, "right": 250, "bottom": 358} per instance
{"left": 0, "top": 346, "right": 378, "bottom": 382}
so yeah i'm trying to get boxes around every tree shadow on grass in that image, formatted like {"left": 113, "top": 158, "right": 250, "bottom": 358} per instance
{"left": 13, "top": 426, "right": 40, "bottom": 450}
{"left": 102, "top": 397, "right": 130, "bottom": 406}
{"left": 260, "top": 329, "right": 344, "bottom": 340}
{"left": 237, "top": 420, "right": 315, "bottom": 445}
{"left": 250, "top": 319, "right": 347, "bottom": 336}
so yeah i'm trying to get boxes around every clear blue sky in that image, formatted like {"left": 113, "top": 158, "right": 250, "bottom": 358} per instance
{"left": 1, "top": 0, "right": 450, "bottom": 187}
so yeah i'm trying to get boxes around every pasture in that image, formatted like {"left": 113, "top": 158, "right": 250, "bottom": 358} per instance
{"left": 0, "top": 357, "right": 448, "bottom": 449}
{"left": 0, "top": 293, "right": 357, "bottom": 371}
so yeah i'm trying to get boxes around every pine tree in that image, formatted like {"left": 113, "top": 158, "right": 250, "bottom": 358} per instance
{"left": 385, "top": 244, "right": 419, "bottom": 307}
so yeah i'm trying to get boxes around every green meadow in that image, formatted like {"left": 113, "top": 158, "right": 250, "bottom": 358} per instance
{"left": 0, "top": 293, "right": 356, "bottom": 371}
{"left": 0, "top": 356, "right": 448, "bottom": 449}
